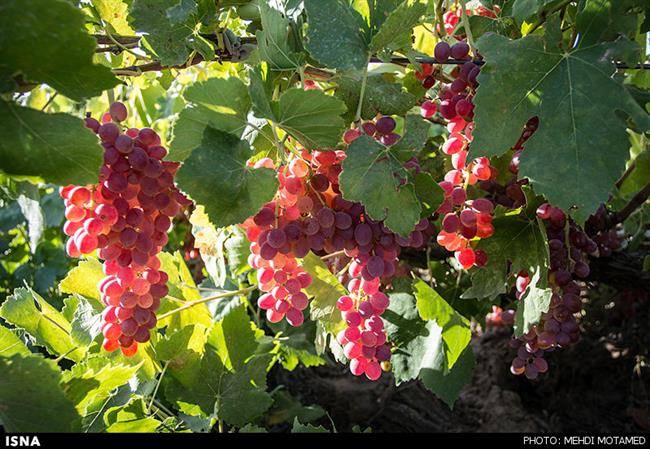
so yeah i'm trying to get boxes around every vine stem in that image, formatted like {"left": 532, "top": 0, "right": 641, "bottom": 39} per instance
{"left": 458, "top": 0, "right": 475, "bottom": 52}
{"left": 157, "top": 285, "right": 255, "bottom": 320}
{"left": 354, "top": 57, "right": 372, "bottom": 123}
{"left": 611, "top": 181, "right": 650, "bottom": 226}
{"left": 147, "top": 360, "right": 169, "bottom": 413}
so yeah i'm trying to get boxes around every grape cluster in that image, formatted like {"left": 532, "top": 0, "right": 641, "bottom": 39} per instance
{"left": 509, "top": 203, "right": 594, "bottom": 379}
{"left": 61, "top": 102, "right": 186, "bottom": 356}
{"left": 585, "top": 205, "right": 624, "bottom": 257}
{"left": 342, "top": 115, "right": 401, "bottom": 147}
{"left": 419, "top": 41, "right": 497, "bottom": 269}
{"left": 242, "top": 138, "right": 432, "bottom": 379}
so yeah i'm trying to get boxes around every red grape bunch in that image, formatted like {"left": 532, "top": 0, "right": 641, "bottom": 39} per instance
{"left": 418, "top": 40, "right": 497, "bottom": 270}
{"left": 60, "top": 102, "right": 187, "bottom": 356}
{"left": 242, "top": 136, "right": 433, "bottom": 379}
{"left": 509, "top": 203, "right": 595, "bottom": 379}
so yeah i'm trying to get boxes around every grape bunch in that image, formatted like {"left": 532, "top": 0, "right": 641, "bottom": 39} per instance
{"left": 419, "top": 40, "right": 497, "bottom": 269}
{"left": 60, "top": 102, "right": 186, "bottom": 356}
{"left": 342, "top": 115, "right": 401, "bottom": 147}
{"left": 508, "top": 203, "right": 595, "bottom": 379}
{"left": 242, "top": 137, "right": 432, "bottom": 379}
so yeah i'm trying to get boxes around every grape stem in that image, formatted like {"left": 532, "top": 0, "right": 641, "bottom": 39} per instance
{"left": 610, "top": 181, "right": 650, "bottom": 226}
{"left": 458, "top": 0, "right": 475, "bottom": 53}
{"left": 354, "top": 57, "right": 372, "bottom": 123}
{"left": 157, "top": 285, "right": 256, "bottom": 320}
{"left": 147, "top": 360, "right": 169, "bottom": 413}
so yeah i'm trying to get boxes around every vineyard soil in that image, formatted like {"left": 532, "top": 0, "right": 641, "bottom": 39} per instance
{"left": 273, "top": 297, "right": 650, "bottom": 432}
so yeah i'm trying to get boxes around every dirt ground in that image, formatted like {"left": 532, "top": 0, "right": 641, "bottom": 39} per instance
{"left": 271, "top": 290, "right": 650, "bottom": 433}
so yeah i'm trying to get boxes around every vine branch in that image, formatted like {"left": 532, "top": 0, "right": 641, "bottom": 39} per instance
{"left": 157, "top": 285, "right": 255, "bottom": 320}
{"left": 610, "top": 181, "right": 650, "bottom": 226}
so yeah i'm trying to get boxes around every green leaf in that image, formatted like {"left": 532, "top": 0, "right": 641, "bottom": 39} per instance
{"left": 176, "top": 127, "right": 278, "bottom": 227}
{"left": 292, "top": 418, "right": 329, "bottom": 433}
{"left": 575, "top": 0, "right": 642, "bottom": 48}
{"left": 62, "top": 357, "right": 140, "bottom": 415}
{"left": 302, "top": 253, "right": 346, "bottom": 334}
{"left": 304, "top": 0, "right": 369, "bottom": 71}
{"left": 463, "top": 215, "right": 549, "bottom": 299}
{"left": 156, "top": 324, "right": 208, "bottom": 386}
{"left": 0, "top": 287, "right": 84, "bottom": 361}
{"left": 274, "top": 88, "right": 347, "bottom": 149}
{"left": 513, "top": 270, "right": 553, "bottom": 337}
{"left": 461, "top": 215, "right": 552, "bottom": 336}
{"left": 16, "top": 184, "right": 44, "bottom": 253}
{"left": 256, "top": 2, "right": 305, "bottom": 70}
{"left": 336, "top": 73, "right": 417, "bottom": 120}
{"left": 383, "top": 292, "right": 445, "bottom": 382}
{"left": 129, "top": 0, "right": 214, "bottom": 66}
{"left": 511, "top": 0, "right": 557, "bottom": 24}
{"left": 383, "top": 290, "right": 474, "bottom": 406}
{"left": 170, "top": 77, "right": 252, "bottom": 161}
{"left": 471, "top": 32, "right": 650, "bottom": 223}
{"left": 369, "top": 0, "right": 426, "bottom": 53}
{"left": 0, "top": 101, "right": 103, "bottom": 186}
{"left": 248, "top": 67, "right": 276, "bottom": 120}
{"left": 207, "top": 306, "right": 258, "bottom": 371}
{"left": 0, "top": 326, "right": 29, "bottom": 358}
{"left": 413, "top": 280, "right": 471, "bottom": 369}
{"left": 164, "top": 348, "right": 272, "bottom": 426}
{"left": 392, "top": 114, "right": 433, "bottom": 159}
{"left": 104, "top": 398, "right": 161, "bottom": 432}
{"left": 419, "top": 346, "right": 475, "bottom": 408}
{"left": 0, "top": 0, "right": 119, "bottom": 100}
{"left": 92, "top": 0, "right": 134, "bottom": 35}
{"left": 69, "top": 295, "right": 103, "bottom": 347}
{"left": 166, "top": 0, "right": 197, "bottom": 23}
{"left": 340, "top": 135, "right": 421, "bottom": 236}
{"left": 413, "top": 172, "right": 445, "bottom": 218}
{"left": 0, "top": 355, "right": 81, "bottom": 432}
{"left": 59, "top": 258, "right": 105, "bottom": 304}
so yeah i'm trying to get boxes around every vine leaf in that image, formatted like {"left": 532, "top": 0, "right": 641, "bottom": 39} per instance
{"left": 575, "top": 0, "right": 643, "bottom": 48}
{"left": 0, "top": 101, "right": 104, "bottom": 186}
{"left": 462, "top": 215, "right": 552, "bottom": 336}
{"left": 511, "top": 0, "right": 557, "bottom": 24}
{"left": 340, "top": 135, "right": 421, "bottom": 236}
{"left": 302, "top": 253, "right": 346, "bottom": 334}
{"left": 163, "top": 309, "right": 273, "bottom": 427}
{"left": 368, "top": 0, "right": 427, "bottom": 54}
{"left": 0, "top": 0, "right": 119, "bottom": 100}
{"left": 383, "top": 291, "right": 474, "bottom": 407}
{"left": 176, "top": 127, "right": 278, "bottom": 228}
{"left": 471, "top": 31, "right": 650, "bottom": 223}
{"left": 208, "top": 306, "right": 259, "bottom": 372}
{"left": 0, "top": 326, "right": 29, "bottom": 358}
{"left": 170, "top": 77, "right": 252, "bottom": 161}
{"left": 414, "top": 280, "right": 471, "bottom": 370}
{"left": 61, "top": 357, "right": 140, "bottom": 415}
{"left": 103, "top": 398, "right": 162, "bottom": 432}
{"left": 129, "top": 0, "right": 216, "bottom": 66}
{"left": 335, "top": 73, "right": 417, "bottom": 121}
{"left": 92, "top": 0, "right": 135, "bottom": 35}
{"left": 304, "top": 0, "right": 369, "bottom": 71}
{"left": 0, "top": 354, "right": 82, "bottom": 432}
{"left": 0, "top": 287, "right": 85, "bottom": 362}
{"left": 272, "top": 88, "right": 347, "bottom": 149}
{"left": 256, "top": 2, "right": 305, "bottom": 70}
